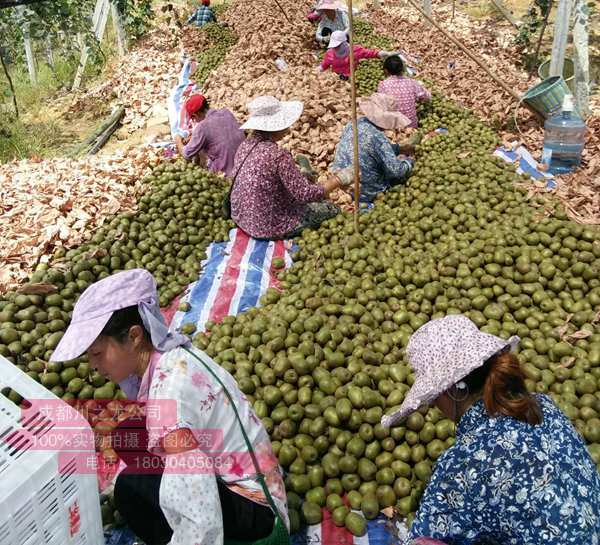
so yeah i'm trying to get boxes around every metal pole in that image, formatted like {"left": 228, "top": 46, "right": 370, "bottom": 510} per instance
{"left": 347, "top": 0, "right": 361, "bottom": 233}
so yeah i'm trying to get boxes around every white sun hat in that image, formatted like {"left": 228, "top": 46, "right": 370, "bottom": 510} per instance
{"left": 239, "top": 96, "right": 303, "bottom": 132}
{"left": 381, "top": 315, "right": 519, "bottom": 428}
{"left": 327, "top": 30, "right": 348, "bottom": 49}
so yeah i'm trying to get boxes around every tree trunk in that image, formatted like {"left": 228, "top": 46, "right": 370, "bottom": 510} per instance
{"left": 0, "top": 49, "right": 19, "bottom": 118}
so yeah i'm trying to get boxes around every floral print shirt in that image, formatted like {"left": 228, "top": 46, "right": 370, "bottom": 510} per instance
{"left": 331, "top": 117, "right": 411, "bottom": 202}
{"left": 409, "top": 395, "right": 600, "bottom": 545}
{"left": 231, "top": 133, "right": 325, "bottom": 239}
{"left": 145, "top": 346, "right": 288, "bottom": 545}
{"left": 377, "top": 76, "right": 431, "bottom": 128}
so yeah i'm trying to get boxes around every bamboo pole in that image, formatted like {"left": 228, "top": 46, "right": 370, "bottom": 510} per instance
{"left": 490, "top": 0, "right": 520, "bottom": 28}
{"left": 404, "top": 0, "right": 521, "bottom": 102}
{"left": 272, "top": 0, "right": 291, "bottom": 22}
{"left": 531, "top": 0, "right": 553, "bottom": 77}
{"left": 347, "top": 0, "right": 361, "bottom": 233}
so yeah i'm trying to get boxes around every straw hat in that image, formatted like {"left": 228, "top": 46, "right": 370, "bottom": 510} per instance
{"left": 358, "top": 93, "right": 412, "bottom": 130}
{"left": 381, "top": 315, "right": 519, "bottom": 428}
{"left": 240, "top": 96, "right": 303, "bottom": 132}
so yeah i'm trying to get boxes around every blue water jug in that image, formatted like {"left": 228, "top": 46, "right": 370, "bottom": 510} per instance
{"left": 541, "top": 94, "right": 586, "bottom": 175}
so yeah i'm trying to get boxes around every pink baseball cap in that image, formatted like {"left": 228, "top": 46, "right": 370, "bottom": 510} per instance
{"left": 382, "top": 315, "right": 519, "bottom": 428}
{"left": 50, "top": 269, "right": 161, "bottom": 362}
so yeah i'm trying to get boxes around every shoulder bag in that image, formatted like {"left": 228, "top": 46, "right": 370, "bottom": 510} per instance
{"left": 183, "top": 347, "right": 291, "bottom": 545}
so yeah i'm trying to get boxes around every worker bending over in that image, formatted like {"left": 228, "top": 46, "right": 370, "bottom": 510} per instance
{"left": 319, "top": 31, "right": 396, "bottom": 80}
{"left": 314, "top": 1, "right": 349, "bottom": 46}
{"left": 386, "top": 315, "right": 600, "bottom": 545}
{"left": 176, "top": 94, "right": 244, "bottom": 178}
{"left": 49, "top": 270, "right": 291, "bottom": 545}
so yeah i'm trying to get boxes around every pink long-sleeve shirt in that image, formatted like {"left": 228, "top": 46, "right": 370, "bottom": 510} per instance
{"left": 320, "top": 46, "right": 380, "bottom": 78}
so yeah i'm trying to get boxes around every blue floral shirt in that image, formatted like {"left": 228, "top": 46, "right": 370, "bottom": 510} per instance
{"left": 330, "top": 117, "right": 411, "bottom": 203}
{"left": 409, "top": 395, "right": 600, "bottom": 545}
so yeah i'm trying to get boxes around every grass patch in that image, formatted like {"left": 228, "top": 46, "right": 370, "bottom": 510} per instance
{"left": 0, "top": 116, "right": 75, "bottom": 163}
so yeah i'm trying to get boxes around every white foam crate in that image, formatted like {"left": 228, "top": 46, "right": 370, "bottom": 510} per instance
{"left": 0, "top": 355, "right": 104, "bottom": 545}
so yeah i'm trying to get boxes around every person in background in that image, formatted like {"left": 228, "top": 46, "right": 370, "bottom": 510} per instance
{"left": 231, "top": 95, "right": 351, "bottom": 240}
{"left": 175, "top": 94, "right": 244, "bottom": 178}
{"left": 187, "top": 0, "right": 216, "bottom": 27}
{"left": 314, "top": 1, "right": 349, "bottom": 46}
{"left": 49, "top": 269, "right": 290, "bottom": 545}
{"left": 383, "top": 315, "right": 600, "bottom": 545}
{"left": 306, "top": 7, "right": 321, "bottom": 22}
{"left": 319, "top": 30, "right": 397, "bottom": 80}
{"left": 378, "top": 55, "right": 431, "bottom": 128}
{"left": 331, "top": 93, "right": 413, "bottom": 203}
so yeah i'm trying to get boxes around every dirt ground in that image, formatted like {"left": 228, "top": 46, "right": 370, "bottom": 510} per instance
{"left": 9, "top": 0, "right": 599, "bottom": 161}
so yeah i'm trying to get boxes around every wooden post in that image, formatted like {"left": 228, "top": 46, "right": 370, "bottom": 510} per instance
{"left": 572, "top": 0, "right": 589, "bottom": 114}
{"left": 549, "top": 0, "right": 573, "bottom": 77}
{"left": 404, "top": 0, "right": 521, "bottom": 101}
{"left": 347, "top": 0, "right": 361, "bottom": 233}
{"left": 111, "top": 2, "right": 128, "bottom": 56}
{"left": 490, "top": 0, "right": 520, "bottom": 28}
{"left": 73, "top": 0, "right": 111, "bottom": 90}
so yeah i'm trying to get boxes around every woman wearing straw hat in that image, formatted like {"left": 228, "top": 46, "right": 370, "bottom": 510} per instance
{"left": 319, "top": 30, "right": 397, "bottom": 80}
{"left": 314, "top": 1, "right": 349, "bottom": 46}
{"left": 231, "top": 95, "right": 351, "bottom": 240}
{"left": 330, "top": 93, "right": 414, "bottom": 203}
{"left": 384, "top": 315, "right": 600, "bottom": 545}
{"left": 49, "top": 269, "right": 290, "bottom": 545}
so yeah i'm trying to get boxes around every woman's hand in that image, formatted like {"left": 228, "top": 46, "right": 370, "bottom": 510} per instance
{"left": 322, "top": 168, "right": 354, "bottom": 194}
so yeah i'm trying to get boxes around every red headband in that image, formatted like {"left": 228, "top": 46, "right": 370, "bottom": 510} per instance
{"left": 185, "top": 94, "right": 207, "bottom": 115}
